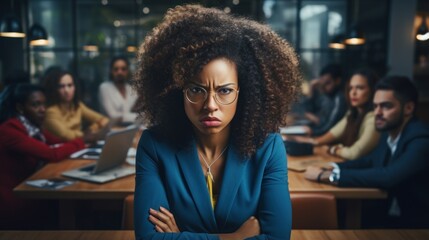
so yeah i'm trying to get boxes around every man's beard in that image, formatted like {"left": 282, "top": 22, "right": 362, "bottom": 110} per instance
{"left": 375, "top": 111, "right": 403, "bottom": 132}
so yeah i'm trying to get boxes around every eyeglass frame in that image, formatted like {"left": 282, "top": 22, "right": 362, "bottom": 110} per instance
{"left": 183, "top": 84, "right": 240, "bottom": 105}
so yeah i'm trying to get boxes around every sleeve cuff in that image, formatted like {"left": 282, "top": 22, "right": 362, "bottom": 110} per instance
{"left": 329, "top": 162, "right": 341, "bottom": 180}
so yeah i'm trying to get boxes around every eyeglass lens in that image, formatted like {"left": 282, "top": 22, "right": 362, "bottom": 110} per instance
{"left": 185, "top": 86, "right": 238, "bottom": 105}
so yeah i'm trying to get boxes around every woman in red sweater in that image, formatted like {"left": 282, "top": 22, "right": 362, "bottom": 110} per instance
{"left": 0, "top": 84, "right": 85, "bottom": 229}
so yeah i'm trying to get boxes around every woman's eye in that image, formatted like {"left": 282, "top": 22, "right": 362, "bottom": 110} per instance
{"left": 190, "top": 87, "right": 205, "bottom": 94}
{"left": 217, "top": 88, "right": 232, "bottom": 95}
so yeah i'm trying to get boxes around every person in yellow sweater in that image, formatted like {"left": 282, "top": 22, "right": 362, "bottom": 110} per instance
{"left": 42, "top": 67, "right": 109, "bottom": 141}
{"left": 291, "top": 69, "right": 380, "bottom": 160}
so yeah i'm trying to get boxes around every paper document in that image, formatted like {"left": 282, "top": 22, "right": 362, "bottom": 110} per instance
{"left": 26, "top": 179, "right": 76, "bottom": 190}
{"left": 70, "top": 148, "right": 102, "bottom": 159}
{"left": 280, "top": 126, "right": 307, "bottom": 135}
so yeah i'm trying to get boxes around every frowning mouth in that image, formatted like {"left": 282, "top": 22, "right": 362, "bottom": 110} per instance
{"left": 200, "top": 116, "right": 221, "bottom": 127}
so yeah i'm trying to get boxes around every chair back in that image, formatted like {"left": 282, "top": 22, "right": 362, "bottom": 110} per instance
{"left": 291, "top": 193, "right": 338, "bottom": 229}
{"left": 122, "top": 194, "right": 134, "bottom": 230}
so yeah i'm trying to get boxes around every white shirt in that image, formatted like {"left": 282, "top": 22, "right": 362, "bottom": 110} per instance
{"left": 98, "top": 81, "right": 138, "bottom": 123}
{"left": 386, "top": 133, "right": 402, "bottom": 217}
{"left": 387, "top": 133, "right": 401, "bottom": 155}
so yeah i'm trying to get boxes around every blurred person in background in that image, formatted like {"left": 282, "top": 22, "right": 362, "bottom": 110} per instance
{"left": 290, "top": 69, "right": 380, "bottom": 160}
{"left": 0, "top": 84, "right": 85, "bottom": 229}
{"left": 291, "top": 64, "right": 347, "bottom": 136}
{"left": 99, "top": 56, "right": 138, "bottom": 125}
{"left": 42, "top": 67, "right": 109, "bottom": 141}
{"left": 305, "top": 76, "right": 429, "bottom": 228}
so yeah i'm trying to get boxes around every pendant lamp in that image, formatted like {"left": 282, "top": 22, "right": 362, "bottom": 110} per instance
{"left": 0, "top": 14, "right": 25, "bottom": 38}
{"left": 83, "top": 42, "right": 99, "bottom": 52}
{"left": 329, "top": 34, "right": 345, "bottom": 49}
{"left": 28, "top": 23, "right": 49, "bottom": 46}
{"left": 416, "top": 16, "right": 429, "bottom": 41}
{"left": 344, "top": 0, "right": 365, "bottom": 45}
{"left": 344, "top": 24, "right": 365, "bottom": 45}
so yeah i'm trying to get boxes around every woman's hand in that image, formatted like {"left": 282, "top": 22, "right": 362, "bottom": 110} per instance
{"left": 98, "top": 117, "right": 110, "bottom": 128}
{"left": 219, "top": 216, "right": 260, "bottom": 240}
{"left": 234, "top": 216, "right": 260, "bottom": 239}
{"left": 149, "top": 207, "right": 180, "bottom": 233}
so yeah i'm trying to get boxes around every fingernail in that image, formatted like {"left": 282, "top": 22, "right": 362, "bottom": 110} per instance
{"left": 160, "top": 206, "right": 165, "bottom": 211}
{"left": 149, "top": 208, "right": 156, "bottom": 213}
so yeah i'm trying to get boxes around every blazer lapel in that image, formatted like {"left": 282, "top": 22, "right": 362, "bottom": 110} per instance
{"left": 175, "top": 143, "right": 218, "bottom": 231}
{"left": 215, "top": 147, "right": 249, "bottom": 230}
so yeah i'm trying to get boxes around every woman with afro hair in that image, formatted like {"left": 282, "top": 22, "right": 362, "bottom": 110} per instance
{"left": 133, "top": 5, "right": 301, "bottom": 240}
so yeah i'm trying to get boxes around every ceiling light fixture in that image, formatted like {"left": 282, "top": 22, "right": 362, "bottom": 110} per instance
{"left": 0, "top": 14, "right": 25, "bottom": 38}
{"left": 344, "top": 24, "right": 365, "bottom": 45}
{"left": 329, "top": 34, "right": 345, "bottom": 49}
{"left": 344, "top": 0, "right": 365, "bottom": 45}
{"left": 416, "top": 16, "right": 429, "bottom": 41}
{"left": 0, "top": 0, "right": 25, "bottom": 38}
{"left": 28, "top": 23, "right": 49, "bottom": 46}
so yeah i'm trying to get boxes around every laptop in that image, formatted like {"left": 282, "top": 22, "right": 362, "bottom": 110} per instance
{"left": 93, "top": 117, "right": 121, "bottom": 141}
{"left": 62, "top": 125, "right": 139, "bottom": 183}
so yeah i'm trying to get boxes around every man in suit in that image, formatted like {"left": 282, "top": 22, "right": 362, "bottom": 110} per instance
{"left": 305, "top": 76, "right": 429, "bottom": 228}
{"left": 303, "top": 64, "right": 347, "bottom": 136}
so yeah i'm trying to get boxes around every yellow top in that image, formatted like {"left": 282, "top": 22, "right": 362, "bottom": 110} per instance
{"left": 329, "top": 111, "right": 380, "bottom": 160}
{"left": 43, "top": 102, "right": 108, "bottom": 141}
{"left": 206, "top": 174, "right": 218, "bottom": 209}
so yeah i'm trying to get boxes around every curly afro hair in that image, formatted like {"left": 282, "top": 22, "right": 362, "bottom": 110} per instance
{"left": 133, "top": 5, "right": 301, "bottom": 156}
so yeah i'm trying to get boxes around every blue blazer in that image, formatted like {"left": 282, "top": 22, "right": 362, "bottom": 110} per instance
{"left": 134, "top": 130, "right": 292, "bottom": 239}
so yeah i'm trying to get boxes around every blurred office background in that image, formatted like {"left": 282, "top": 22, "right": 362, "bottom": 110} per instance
{"left": 1, "top": 0, "right": 428, "bottom": 110}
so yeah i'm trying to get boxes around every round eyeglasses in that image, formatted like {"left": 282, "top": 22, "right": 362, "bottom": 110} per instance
{"left": 184, "top": 85, "right": 239, "bottom": 105}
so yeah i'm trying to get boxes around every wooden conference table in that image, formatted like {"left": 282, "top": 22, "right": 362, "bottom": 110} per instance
{"left": 13, "top": 145, "right": 386, "bottom": 229}
{"left": 1, "top": 230, "right": 428, "bottom": 240}
{"left": 287, "top": 146, "right": 387, "bottom": 228}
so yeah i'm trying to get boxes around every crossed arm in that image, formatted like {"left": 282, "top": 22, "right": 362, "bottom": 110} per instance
{"left": 148, "top": 207, "right": 260, "bottom": 240}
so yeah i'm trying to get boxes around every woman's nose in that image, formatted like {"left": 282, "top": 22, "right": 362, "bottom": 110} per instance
{"left": 204, "top": 92, "right": 218, "bottom": 111}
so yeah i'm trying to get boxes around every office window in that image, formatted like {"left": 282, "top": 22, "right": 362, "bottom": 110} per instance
{"left": 263, "top": 0, "right": 298, "bottom": 48}
{"left": 263, "top": 0, "right": 346, "bottom": 80}
{"left": 27, "top": 0, "right": 155, "bottom": 109}
{"left": 27, "top": 0, "right": 202, "bottom": 110}
{"left": 26, "top": 0, "right": 388, "bottom": 109}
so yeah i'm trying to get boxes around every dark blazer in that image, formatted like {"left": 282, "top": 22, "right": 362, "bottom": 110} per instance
{"left": 134, "top": 130, "right": 292, "bottom": 240}
{"left": 337, "top": 118, "right": 429, "bottom": 227}
{"left": 310, "top": 90, "right": 347, "bottom": 136}
{"left": 0, "top": 118, "right": 84, "bottom": 226}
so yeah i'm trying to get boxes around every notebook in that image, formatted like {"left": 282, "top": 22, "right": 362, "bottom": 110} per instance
{"left": 62, "top": 125, "right": 139, "bottom": 183}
